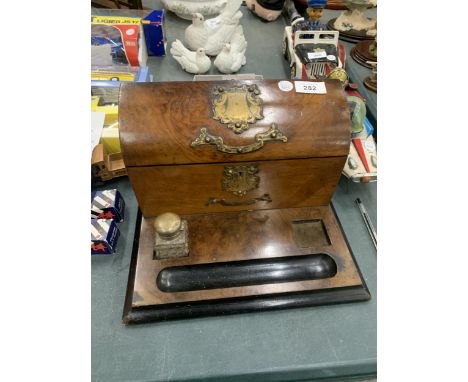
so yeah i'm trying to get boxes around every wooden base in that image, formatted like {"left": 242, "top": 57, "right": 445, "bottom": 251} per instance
{"left": 364, "top": 76, "right": 377, "bottom": 92}
{"left": 327, "top": 19, "right": 376, "bottom": 43}
{"left": 123, "top": 206, "right": 370, "bottom": 324}
{"left": 350, "top": 40, "right": 377, "bottom": 69}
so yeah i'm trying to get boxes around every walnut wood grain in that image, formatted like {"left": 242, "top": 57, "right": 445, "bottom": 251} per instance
{"left": 118, "top": 80, "right": 351, "bottom": 167}
{"left": 127, "top": 157, "right": 345, "bottom": 217}
{"left": 129, "top": 206, "right": 364, "bottom": 308}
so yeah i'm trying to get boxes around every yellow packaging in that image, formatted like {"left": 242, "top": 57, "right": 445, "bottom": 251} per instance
{"left": 91, "top": 96, "right": 118, "bottom": 125}
{"left": 100, "top": 122, "right": 121, "bottom": 154}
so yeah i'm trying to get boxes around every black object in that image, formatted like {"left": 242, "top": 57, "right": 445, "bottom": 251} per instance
{"left": 294, "top": 43, "right": 338, "bottom": 65}
{"left": 125, "top": 287, "right": 371, "bottom": 324}
{"left": 157, "top": 254, "right": 337, "bottom": 292}
{"left": 258, "top": 0, "right": 286, "bottom": 11}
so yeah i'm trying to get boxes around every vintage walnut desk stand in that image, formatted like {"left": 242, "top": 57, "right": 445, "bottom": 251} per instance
{"left": 119, "top": 80, "right": 370, "bottom": 324}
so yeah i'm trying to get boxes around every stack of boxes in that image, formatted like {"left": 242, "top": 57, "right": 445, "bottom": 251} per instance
{"left": 91, "top": 9, "right": 166, "bottom": 182}
{"left": 91, "top": 189, "right": 125, "bottom": 255}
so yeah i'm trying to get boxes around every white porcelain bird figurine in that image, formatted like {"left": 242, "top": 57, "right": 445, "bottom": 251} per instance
{"left": 170, "top": 39, "right": 211, "bottom": 74}
{"left": 213, "top": 44, "right": 243, "bottom": 74}
{"left": 230, "top": 27, "right": 247, "bottom": 58}
{"left": 184, "top": 13, "right": 208, "bottom": 52}
{"left": 184, "top": 0, "right": 244, "bottom": 56}
{"left": 216, "top": 0, "right": 243, "bottom": 24}
{"left": 213, "top": 29, "right": 247, "bottom": 74}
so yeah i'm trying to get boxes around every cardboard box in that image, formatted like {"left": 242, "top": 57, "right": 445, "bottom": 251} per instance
{"left": 91, "top": 66, "right": 153, "bottom": 88}
{"left": 91, "top": 96, "right": 118, "bottom": 125}
{"left": 142, "top": 10, "right": 166, "bottom": 56}
{"left": 91, "top": 189, "right": 125, "bottom": 222}
{"left": 91, "top": 15, "right": 147, "bottom": 67}
{"left": 91, "top": 219, "right": 120, "bottom": 255}
{"left": 100, "top": 125, "right": 120, "bottom": 154}
{"left": 91, "top": 144, "right": 127, "bottom": 182}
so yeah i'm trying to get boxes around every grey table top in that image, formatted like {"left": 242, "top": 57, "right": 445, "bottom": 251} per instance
{"left": 92, "top": 4, "right": 377, "bottom": 382}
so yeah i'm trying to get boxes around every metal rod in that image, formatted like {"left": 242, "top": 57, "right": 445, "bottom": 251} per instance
{"left": 355, "top": 198, "right": 377, "bottom": 250}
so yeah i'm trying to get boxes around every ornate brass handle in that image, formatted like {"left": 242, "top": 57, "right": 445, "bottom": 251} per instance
{"left": 206, "top": 193, "right": 272, "bottom": 206}
{"left": 191, "top": 123, "right": 287, "bottom": 154}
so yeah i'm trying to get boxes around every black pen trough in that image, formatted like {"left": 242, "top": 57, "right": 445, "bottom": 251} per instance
{"left": 156, "top": 254, "right": 338, "bottom": 292}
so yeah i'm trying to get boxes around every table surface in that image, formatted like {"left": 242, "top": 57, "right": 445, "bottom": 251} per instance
{"left": 92, "top": 4, "right": 377, "bottom": 382}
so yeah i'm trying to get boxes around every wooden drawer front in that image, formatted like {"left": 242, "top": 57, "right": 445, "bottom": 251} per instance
{"left": 128, "top": 157, "right": 345, "bottom": 217}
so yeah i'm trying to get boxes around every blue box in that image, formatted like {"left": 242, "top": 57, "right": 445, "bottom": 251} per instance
{"left": 91, "top": 219, "right": 120, "bottom": 255}
{"left": 142, "top": 10, "right": 166, "bottom": 56}
{"left": 91, "top": 189, "right": 125, "bottom": 222}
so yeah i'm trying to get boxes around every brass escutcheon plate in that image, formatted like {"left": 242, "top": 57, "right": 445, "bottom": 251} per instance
{"left": 222, "top": 164, "right": 259, "bottom": 197}
{"left": 212, "top": 84, "right": 264, "bottom": 134}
